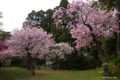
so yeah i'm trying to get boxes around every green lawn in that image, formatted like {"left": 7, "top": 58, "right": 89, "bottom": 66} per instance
{"left": 0, "top": 67, "right": 119, "bottom": 80}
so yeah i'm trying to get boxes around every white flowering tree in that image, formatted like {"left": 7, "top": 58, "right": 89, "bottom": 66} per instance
{"left": 47, "top": 42, "right": 73, "bottom": 69}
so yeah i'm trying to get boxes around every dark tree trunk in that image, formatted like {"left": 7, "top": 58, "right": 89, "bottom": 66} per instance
{"left": 27, "top": 58, "right": 31, "bottom": 70}
{"left": 53, "top": 57, "right": 59, "bottom": 70}
{"left": 117, "top": 6, "right": 120, "bottom": 56}
{"left": 96, "top": 42, "right": 110, "bottom": 77}
{"left": 30, "top": 60, "right": 35, "bottom": 76}
{"left": 0, "top": 62, "right": 2, "bottom": 67}
{"left": 93, "top": 51, "right": 102, "bottom": 67}
{"left": 53, "top": 62, "right": 58, "bottom": 70}
{"left": 27, "top": 53, "right": 35, "bottom": 76}
{"left": 116, "top": 33, "right": 120, "bottom": 56}
{"left": 85, "top": 23, "right": 110, "bottom": 76}
{"left": 96, "top": 42, "right": 105, "bottom": 60}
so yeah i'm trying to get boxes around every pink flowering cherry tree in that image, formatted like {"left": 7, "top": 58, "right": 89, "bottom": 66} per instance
{"left": 47, "top": 42, "right": 73, "bottom": 69}
{"left": 53, "top": 0, "right": 119, "bottom": 76}
{"left": 4, "top": 20, "right": 55, "bottom": 76}
{"left": 0, "top": 40, "right": 7, "bottom": 62}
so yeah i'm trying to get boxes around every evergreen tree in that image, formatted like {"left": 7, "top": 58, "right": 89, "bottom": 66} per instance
{"left": 0, "top": 31, "right": 11, "bottom": 41}
{"left": 26, "top": 9, "right": 54, "bottom": 33}
{"left": 51, "top": 0, "right": 76, "bottom": 44}
{"left": 0, "top": 12, "right": 3, "bottom": 26}
{"left": 26, "top": 10, "right": 37, "bottom": 21}
{"left": 50, "top": 1, "right": 79, "bottom": 60}
{"left": 91, "top": 0, "right": 119, "bottom": 11}
{"left": 59, "top": 0, "right": 69, "bottom": 8}
{"left": 51, "top": 24, "right": 75, "bottom": 43}
{"left": 44, "top": 9, "right": 54, "bottom": 33}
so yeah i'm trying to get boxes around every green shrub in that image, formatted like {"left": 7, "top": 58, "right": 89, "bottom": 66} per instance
{"left": 3, "top": 59, "right": 12, "bottom": 67}
{"left": 108, "top": 56, "right": 120, "bottom": 78}
{"left": 10, "top": 57, "right": 27, "bottom": 68}
{"left": 59, "top": 53, "right": 96, "bottom": 70}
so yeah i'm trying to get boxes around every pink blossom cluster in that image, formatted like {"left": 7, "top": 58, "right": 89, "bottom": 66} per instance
{"left": 3, "top": 20, "right": 55, "bottom": 59}
{"left": 0, "top": 53, "right": 6, "bottom": 62}
{"left": 53, "top": 7, "right": 69, "bottom": 29}
{"left": 82, "top": 53, "right": 88, "bottom": 56}
{"left": 23, "top": 20, "right": 39, "bottom": 28}
{"left": 0, "top": 40, "right": 7, "bottom": 62}
{"left": 53, "top": 0, "right": 119, "bottom": 50}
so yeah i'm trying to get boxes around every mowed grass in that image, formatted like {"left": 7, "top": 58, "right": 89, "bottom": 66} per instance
{"left": 0, "top": 67, "right": 119, "bottom": 80}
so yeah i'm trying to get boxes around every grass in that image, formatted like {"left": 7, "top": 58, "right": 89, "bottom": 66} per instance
{"left": 0, "top": 67, "right": 119, "bottom": 80}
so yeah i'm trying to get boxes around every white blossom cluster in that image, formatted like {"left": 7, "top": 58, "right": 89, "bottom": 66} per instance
{"left": 102, "top": 62, "right": 108, "bottom": 66}
{"left": 49, "top": 42, "right": 74, "bottom": 60}
{"left": 46, "top": 61, "right": 53, "bottom": 65}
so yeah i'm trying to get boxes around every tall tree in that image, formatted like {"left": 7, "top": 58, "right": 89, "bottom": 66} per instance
{"left": 51, "top": 0, "right": 76, "bottom": 46}
{"left": 51, "top": 24, "right": 75, "bottom": 43}
{"left": 92, "top": 0, "right": 120, "bottom": 56}
{"left": 26, "top": 10, "right": 45, "bottom": 28}
{"left": 0, "top": 12, "right": 11, "bottom": 41}
{"left": 59, "top": 0, "right": 69, "bottom": 8}
{"left": 53, "top": 0, "right": 118, "bottom": 76}
{"left": 0, "top": 12, "right": 3, "bottom": 36}
{"left": 0, "top": 40, "right": 7, "bottom": 67}
{"left": 26, "top": 9, "right": 54, "bottom": 33}
{"left": 0, "top": 12, "right": 3, "bottom": 26}
{"left": 0, "top": 31, "right": 11, "bottom": 41}
{"left": 26, "top": 10, "right": 37, "bottom": 21}
{"left": 3, "top": 20, "right": 55, "bottom": 76}
{"left": 44, "top": 9, "right": 54, "bottom": 33}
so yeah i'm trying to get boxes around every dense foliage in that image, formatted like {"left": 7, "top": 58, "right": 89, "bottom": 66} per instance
{"left": 0, "top": 40, "right": 7, "bottom": 62}
{"left": 59, "top": 52, "right": 96, "bottom": 70}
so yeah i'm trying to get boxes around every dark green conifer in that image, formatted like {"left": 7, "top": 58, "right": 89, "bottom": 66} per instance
{"left": 59, "top": 0, "right": 69, "bottom": 8}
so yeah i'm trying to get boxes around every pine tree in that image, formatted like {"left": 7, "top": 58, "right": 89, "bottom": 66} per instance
{"left": 59, "top": 0, "right": 69, "bottom": 8}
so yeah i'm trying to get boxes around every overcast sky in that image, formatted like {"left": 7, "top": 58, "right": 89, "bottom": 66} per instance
{"left": 0, "top": 0, "right": 88, "bottom": 32}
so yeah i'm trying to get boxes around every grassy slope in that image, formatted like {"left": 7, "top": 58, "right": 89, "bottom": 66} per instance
{"left": 0, "top": 67, "right": 119, "bottom": 80}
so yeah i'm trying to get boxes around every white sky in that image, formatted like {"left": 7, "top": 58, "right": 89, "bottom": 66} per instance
{"left": 0, "top": 0, "right": 87, "bottom": 32}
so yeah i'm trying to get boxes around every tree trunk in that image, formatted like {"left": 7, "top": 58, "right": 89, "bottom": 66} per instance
{"left": 0, "top": 62, "right": 2, "bottom": 67}
{"left": 96, "top": 42, "right": 110, "bottom": 77}
{"left": 27, "top": 53, "right": 35, "bottom": 76}
{"left": 27, "top": 58, "right": 31, "bottom": 70}
{"left": 85, "top": 23, "right": 110, "bottom": 76}
{"left": 53, "top": 57, "right": 59, "bottom": 70}
{"left": 53, "top": 61, "right": 58, "bottom": 70}
{"left": 30, "top": 60, "right": 35, "bottom": 76}
{"left": 96, "top": 42, "right": 105, "bottom": 60}
{"left": 117, "top": 6, "right": 120, "bottom": 56}
{"left": 116, "top": 33, "right": 120, "bottom": 56}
